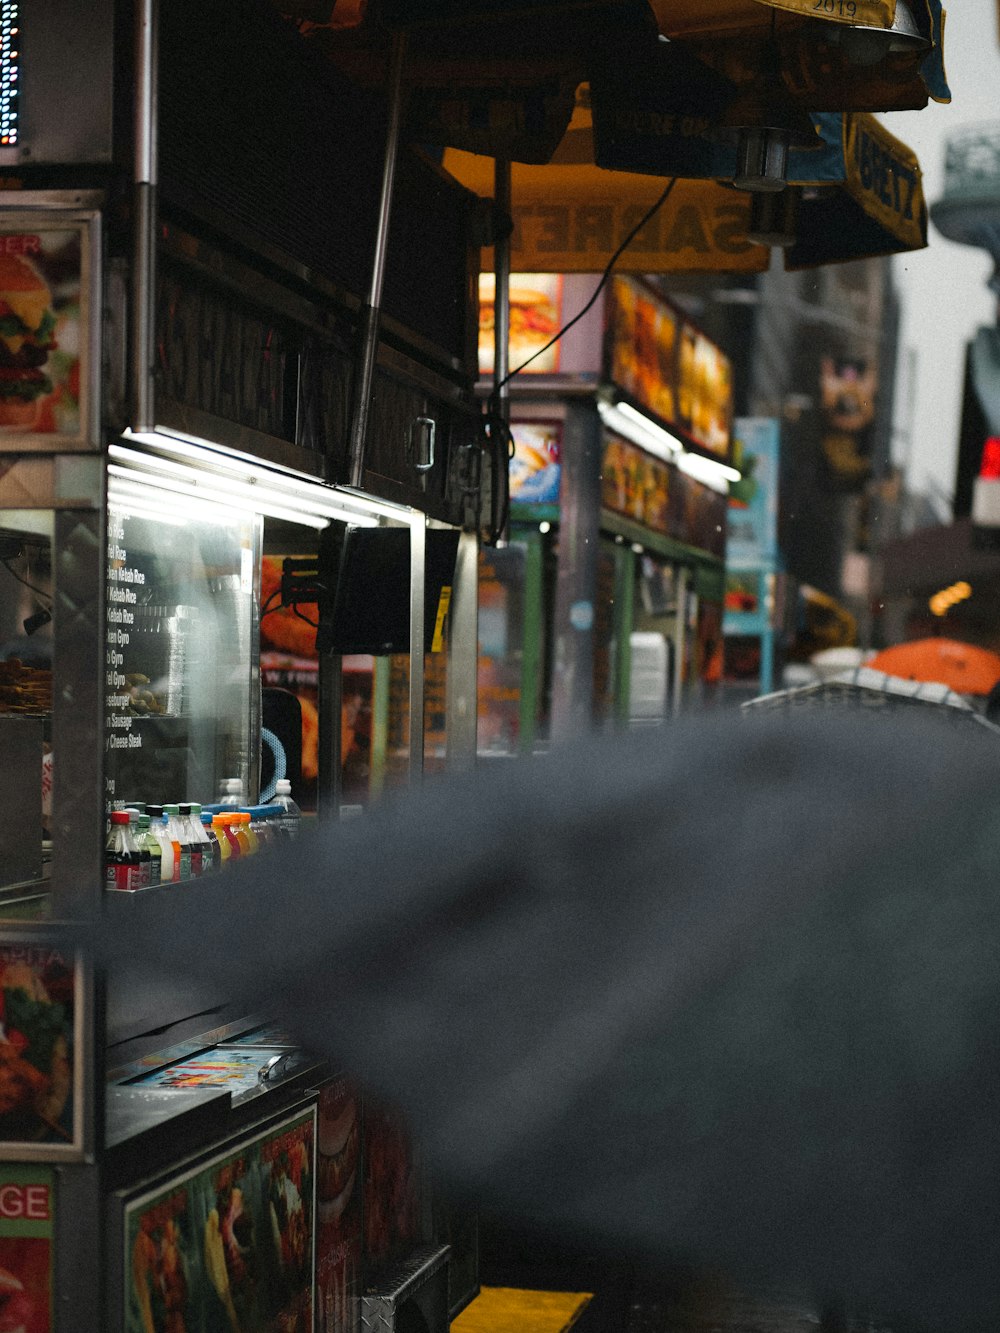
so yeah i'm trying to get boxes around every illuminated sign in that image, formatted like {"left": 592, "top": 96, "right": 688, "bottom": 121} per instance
{"left": 0, "top": 2, "right": 19, "bottom": 147}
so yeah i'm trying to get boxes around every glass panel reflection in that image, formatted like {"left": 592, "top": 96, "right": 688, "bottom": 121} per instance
{"left": 103, "top": 499, "right": 258, "bottom": 819}
{"left": 0, "top": 509, "right": 53, "bottom": 904}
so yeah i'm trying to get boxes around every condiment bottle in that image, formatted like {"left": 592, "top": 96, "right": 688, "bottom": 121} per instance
{"left": 105, "top": 811, "right": 140, "bottom": 891}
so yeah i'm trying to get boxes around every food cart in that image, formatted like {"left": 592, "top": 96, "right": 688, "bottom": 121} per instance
{"left": 0, "top": 1, "right": 484, "bottom": 1326}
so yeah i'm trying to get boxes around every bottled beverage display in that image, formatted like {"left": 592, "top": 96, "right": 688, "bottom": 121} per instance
{"left": 106, "top": 811, "right": 141, "bottom": 892}
{"left": 106, "top": 778, "right": 312, "bottom": 891}
{"left": 272, "top": 779, "right": 302, "bottom": 838}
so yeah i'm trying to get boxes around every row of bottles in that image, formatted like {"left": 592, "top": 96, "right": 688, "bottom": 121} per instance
{"left": 106, "top": 780, "right": 302, "bottom": 893}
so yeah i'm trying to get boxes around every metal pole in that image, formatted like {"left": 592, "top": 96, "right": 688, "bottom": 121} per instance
{"left": 132, "top": 0, "right": 158, "bottom": 434}
{"left": 672, "top": 566, "right": 689, "bottom": 716}
{"left": 445, "top": 528, "right": 480, "bottom": 770}
{"left": 409, "top": 514, "right": 426, "bottom": 783}
{"left": 493, "top": 158, "right": 512, "bottom": 420}
{"left": 317, "top": 653, "right": 343, "bottom": 820}
{"left": 492, "top": 159, "right": 512, "bottom": 543}
{"left": 347, "top": 30, "right": 408, "bottom": 489}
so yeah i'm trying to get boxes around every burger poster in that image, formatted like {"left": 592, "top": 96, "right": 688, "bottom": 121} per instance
{"left": 0, "top": 1165, "right": 53, "bottom": 1333}
{"left": 124, "top": 1107, "right": 316, "bottom": 1333}
{"left": 315, "top": 1079, "right": 361, "bottom": 1333}
{"left": 478, "top": 273, "right": 562, "bottom": 377}
{"left": 0, "top": 225, "right": 88, "bottom": 445}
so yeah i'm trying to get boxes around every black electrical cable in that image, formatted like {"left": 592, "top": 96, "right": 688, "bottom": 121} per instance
{"left": 2, "top": 557, "right": 52, "bottom": 608}
{"left": 477, "top": 176, "right": 678, "bottom": 545}
{"left": 487, "top": 175, "right": 678, "bottom": 411}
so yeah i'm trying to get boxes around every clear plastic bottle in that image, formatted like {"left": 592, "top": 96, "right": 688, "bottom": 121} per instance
{"left": 145, "top": 805, "right": 175, "bottom": 883}
{"left": 219, "top": 777, "right": 244, "bottom": 807}
{"left": 164, "top": 804, "right": 192, "bottom": 881}
{"left": 125, "top": 809, "right": 151, "bottom": 889}
{"left": 105, "top": 811, "right": 140, "bottom": 892}
{"left": 201, "top": 811, "right": 222, "bottom": 872}
{"left": 137, "top": 813, "right": 162, "bottom": 887}
{"left": 272, "top": 779, "right": 302, "bottom": 839}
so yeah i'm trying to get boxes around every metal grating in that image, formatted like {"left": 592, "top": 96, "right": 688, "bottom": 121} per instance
{"left": 361, "top": 1244, "right": 451, "bottom": 1333}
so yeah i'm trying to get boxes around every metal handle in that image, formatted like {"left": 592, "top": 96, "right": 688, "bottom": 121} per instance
{"left": 258, "top": 1052, "right": 292, "bottom": 1084}
{"left": 410, "top": 415, "right": 436, "bottom": 472}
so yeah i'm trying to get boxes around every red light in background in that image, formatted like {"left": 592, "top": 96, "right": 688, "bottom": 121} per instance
{"left": 979, "top": 437, "right": 1000, "bottom": 480}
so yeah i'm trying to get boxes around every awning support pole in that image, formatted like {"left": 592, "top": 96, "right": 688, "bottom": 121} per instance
{"left": 347, "top": 29, "right": 408, "bottom": 490}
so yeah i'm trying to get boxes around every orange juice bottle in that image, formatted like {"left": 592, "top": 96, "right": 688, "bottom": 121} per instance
{"left": 239, "top": 811, "right": 259, "bottom": 855}
{"left": 213, "top": 810, "right": 241, "bottom": 863}
{"left": 234, "top": 812, "right": 253, "bottom": 857}
{"left": 212, "top": 814, "right": 234, "bottom": 865}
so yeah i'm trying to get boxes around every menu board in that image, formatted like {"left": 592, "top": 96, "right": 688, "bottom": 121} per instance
{"left": 102, "top": 500, "right": 257, "bottom": 814}
{"left": 604, "top": 276, "right": 733, "bottom": 462}
{"left": 677, "top": 322, "right": 732, "bottom": 460}
{"left": 601, "top": 435, "right": 670, "bottom": 531}
{"left": 0, "top": 942, "right": 80, "bottom": 1157}
{"left": 124, "top": 1107, "right": 316, "bottom": 1333}
{"left": 0, "top": 1164, "right": 53, "bottom": 1332}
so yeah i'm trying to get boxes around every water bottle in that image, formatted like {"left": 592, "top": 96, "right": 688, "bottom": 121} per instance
{"left": 219, "top": 777, "right": 244, "bottom": 807}
{"left": 272, "top": 779, "right": 302, "bottom": 839}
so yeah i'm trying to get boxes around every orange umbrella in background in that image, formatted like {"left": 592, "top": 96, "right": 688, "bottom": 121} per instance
{"left": 868, "top": 639, "right": 1000, "bottom": 696}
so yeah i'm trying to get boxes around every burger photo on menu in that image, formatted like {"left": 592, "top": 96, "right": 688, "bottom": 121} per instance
{"left": 0, "top": 253, "right": 58, "bottom": 431}
{"left": 478, "top": 272, "right": 562, "bottom": 376}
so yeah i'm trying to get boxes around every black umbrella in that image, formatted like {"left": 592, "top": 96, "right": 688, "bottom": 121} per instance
{"left": 99, "top": 709, "right": 1000, "bottom": 1331}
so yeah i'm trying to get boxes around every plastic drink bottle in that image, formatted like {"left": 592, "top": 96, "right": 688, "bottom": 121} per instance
{"left": 164, "top": 805, "right": 192, "bottom": 881}
{"left": 178, "top": 804, "right": 203, "bottom": 877}
{"left": 272, "top": 779, "right": 302, "bottom": 838}
{"left": 219, "top": 777, "right": 244, "bottom": 807}
{"left": 125, "top": 810, "right": 151, "bottom": 888}
{"left": 201, "top": 811, "right": 222, "bottom": 871}
{"left": 214, "top": 813, "right": 240, "bottom": 861}
{"left": 105, "top": 812, "right": 140, "bottom": 891}
{"left": 234, "top": 812, "right": 254, "bottom": 857}
{"left": 137, "top": 813, "right": 162, "bottom": 887}
{"left": 145, "top": 806, "right": 175, "bottom": 882}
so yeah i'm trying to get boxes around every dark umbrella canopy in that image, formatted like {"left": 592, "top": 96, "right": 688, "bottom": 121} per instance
{"left": 100, "top": 709, "right": 1000, "bottom": 1332}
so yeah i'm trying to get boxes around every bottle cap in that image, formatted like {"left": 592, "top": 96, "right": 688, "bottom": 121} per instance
{"left": 146, "top": 804, "right": 164, "bottom": 817}
{"left": 110, "top": 811, "right": 130, "bottom": 825}
{"left": 178, "top": 803, "right": 192, "bottom": 815}
{"left": 201, "top": 812, "right": 213, "bottom": 825}
{"left": 189, "top": 803, "right": 202, "bottom": 814}
{"left": 275, "top": 779, "right": 291, "bottom": 794}
{"left": 164, "top": 804, "right": 180, "bottom": 815}
{"left": 138, "top": 814, "right": 151, "bottom": 829}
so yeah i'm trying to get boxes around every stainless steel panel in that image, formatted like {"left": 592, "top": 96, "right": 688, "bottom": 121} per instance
{"left": 0, "top": 717, "right": 43, "bottom": 885}
{"left": 360, "top": 1244, "right": 451, "bottom": 1333}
